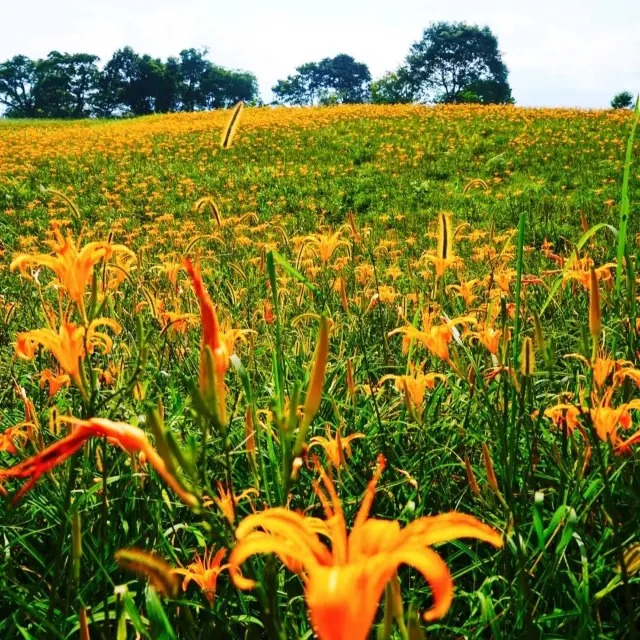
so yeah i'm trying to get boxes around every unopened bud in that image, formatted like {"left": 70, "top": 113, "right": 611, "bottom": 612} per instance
{"left": 482, "top": 443, "right": 500, "bottom": 496}
{"left": 520, "top": 337, "right": 535, "bottom": 377}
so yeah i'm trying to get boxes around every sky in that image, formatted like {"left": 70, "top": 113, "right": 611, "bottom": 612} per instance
{"left": 1, "top": 0, "right": 639, "bottom": 108}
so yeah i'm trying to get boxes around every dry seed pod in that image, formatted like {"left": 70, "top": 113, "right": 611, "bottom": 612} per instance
{"left": 115, "top": 548, "right": 179, "bottom": 598}
{"left": 220, "top": 100, "right": 244, "bottom": 149}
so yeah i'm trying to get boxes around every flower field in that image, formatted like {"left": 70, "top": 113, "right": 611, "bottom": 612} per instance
{"left": 0, "top": 103, "right": 639, "bottom": 638}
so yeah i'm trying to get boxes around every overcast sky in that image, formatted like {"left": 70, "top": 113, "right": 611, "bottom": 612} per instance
{"left": 1, "top": 0, "right": 638, "bottom": 108}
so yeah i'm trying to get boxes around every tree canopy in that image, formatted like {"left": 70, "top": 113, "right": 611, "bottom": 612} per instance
{"left": 611, "top": 91, "right": 634, "bottom": 110}
{"left": 1, "top": 26, "right": 519, "bottom": 117}
{"left": 0, "top": 47, "right": 259, "bottom": 118}
{"left": 403, "top": 22, "right": 513, "bottom": 104}
{"left": 272, "top": 54, "right": 371, "bottom": 105}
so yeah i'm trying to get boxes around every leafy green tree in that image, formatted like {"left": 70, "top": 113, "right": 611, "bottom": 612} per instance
{"left": 0, "top": 55, "right": 37, "bottom": 117}
{"left": 611, "top": 91, "right": 634, "bottom": 110}
{"left": 155, "top": 56, "right": 182, "bottom": 113}
{"left": 202, "top": 66, "right": 258, "bottom": 108}
{"left": 272, "top": 54, "right": 371, "bottom": 105}
{"left": 94, "top": 47, "right": 142, "bottom": 116}
{"left": 320, "top": 54, "right": 371, "bottom": 103}
{"left": 405, "top": 22, "right": 512, "bottom": 104}
{"left": 34, "top": 51, "right": 100, "bottom": 118}
{"left": 272, "top": 73, "right": 311, "bottom": 106}
{"left": 95, "top": 47, "right": 173, "bottom": 116}
{"left": 179, "top": 48, "right": 211, "bottom": 111}
{"left": 3, "top": 46, "right": 258, "bottom": 118}
{"left": 370, "top": 69, "right": 415, "bottom": 104}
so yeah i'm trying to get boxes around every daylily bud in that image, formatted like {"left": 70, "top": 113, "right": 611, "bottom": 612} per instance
{"left": 71, "top": 506, "right": 82, "bottom": 583}
{"left": 532, "top": 311, "right": 546, "bottom": 355}
{"left": 589, "top": 266, "right": 601, "bottom": 340}
{"left": 79, "top": 607, "right": 89, "bottom": 640}
{"left": 294, "top": 315, "right": 330, "bottom": 454}
{"left": 346, "top": 358, "right": 356, "bottom": 405}
{"left": 291, "top": 457, "right": 303, "bottom": 480}
{"left": 185, "top": 259, "right": 228, "bottom": 424}
{"left": 520, "top": 337, "right": 535, "bottom": 377}
{"left": 339, "top": 277, "right": 349, "bottom": 312}
{"left": 245, "top": 406, "right": 256, "bottom": 461}
{"left": 482, "top": 443, "right": 500, "bottom": 496}
{"left": 115, "top": 548, "right": 179, "bottom": 598}
{"left": 464, "top": 455, "right": 481, "bottom": 497}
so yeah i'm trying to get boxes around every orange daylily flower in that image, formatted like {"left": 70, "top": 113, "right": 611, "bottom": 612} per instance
{"left": 589, "top": 389, "right": 640, "bottom": 447}
{"left": 379, "top": 364, "right": 446, "bottom": 418}
{"left": 39, "top": 369, "right": 71, "bottom": 398}
{"left": 543, "top": 404, "right": 582, "bottom": 435}
{"left": 309, "top": 424, "right": 365, "bottom": 469}
{"left": 172, "top": 547, "right": 229, "bottom": 604}
{"left": 204, "top": 481, "right": 259, "bottom": 524}
{"left": 492, "top": 269, "right": 516, "bottom": 293}
{"left": 10, "top": 226, "right": 133, "bottom": 313}
{"left": 0, "top": 417, "right": 198, "bottom": 507}
{"left": 303, "top": 230, "right": 351, "bottom": 266}
{"left": 564, "top": 351, "right": 628, "bottom": 390}
{"left": 564, "top": 257, "right": 615, "bottom": 290}
{"left": 154, "top": 260, "right": 184, "bottom": 289}
{"left": 229, "top": 456, "right": 503, "bottom": 640}
{"left": 446, "top": 279, "right": 481, "bottom": 307}
{"left": 218, "top": 320, "right": 254, "bottom": 362}
{"left": 0, "top": 425, "right": 29, "bottom": 455}
{"left": 389, "top": 310, "right": 475, "bottom": 367}
{"left": 466, "top": 326, "right": 504, "bottom": 357}
{"left": 16, "top": 319, "right": 120, "bottom": 391}
{"left": 614, "top": 366, "right": 640, "bottom": 390}
{"left": 159, "top": 311, "right": 198, "bottom": 335}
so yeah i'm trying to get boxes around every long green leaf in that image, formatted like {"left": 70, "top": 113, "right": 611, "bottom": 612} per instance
{"left": 270, "top": 249, "right": 319, "bottom": 294}
{"left": 512, "top": 212, "right": 526, "bottom": 367}
{"left": 615, "top": 96, "right": 640, "bottom": 300}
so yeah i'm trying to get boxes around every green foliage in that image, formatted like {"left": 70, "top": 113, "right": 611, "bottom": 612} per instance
{"left": 405, "top": 22, "right": 513, "bottom": 104}
{"left": 611, "top": 91, "right": 634, "bottom": 110}
{"left": 0, "top": 104, "right": 639, "bottom": 638}
{"left": 272, "top": 54, "right": 371, "bottom": 105}
{"left": 370, "top": 69, "right": 415, "bottom": 105}
{"left": 1, "top": 47, "right": 259, "bottom": 119}
{"left": 0, "top": 55, "right": 37, "bottom": 117}
{"left": 33, "top": 51, "right": 101, "bottom": 118}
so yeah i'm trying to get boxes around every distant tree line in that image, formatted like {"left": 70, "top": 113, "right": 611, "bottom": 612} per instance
{"left": 272, "top": 23, "right": 513, "bottom": 106}
{"left": 1, "top": 23, "right": 520, "bottom": 118}
{"left": 0, "top": 47, "right": 259, "bottom": 118}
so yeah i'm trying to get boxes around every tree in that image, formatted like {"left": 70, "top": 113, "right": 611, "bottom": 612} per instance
{"left": 272, "top": 54, "right": 371, "bottom": 105}
{"left": 179, "top": 48, "right": 211, "bottom": 111}
{"left": 370, "top": 69, "right": 415, "bottom": 104}
{"left": 0, "top": 55, "right": 38, "bottom": 117}
{"left": 95, "top": 47, "right": 170, "bottom": 116}
{"left": 611, "top": 91, "right": 634, "bottom": 110}
{"left": 202, "top": 66, "right": 258, "bottom": 109}
{"left": 405, "top": 22, "right": 513, "bottom": 104}
{"left": 34, "top": 51, "right": 100, "bottom": 118}
{"left": 94, "top": 47, "right": 141, "bottom": 116}
{"left": 154, "top": 56, "right": 182, "bottom": 113}
{"left": 3, "top": 47, "right": 260, "bottom": 118}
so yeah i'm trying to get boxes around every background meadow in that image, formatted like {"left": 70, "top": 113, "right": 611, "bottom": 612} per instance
{"left": 0, "top": 103, "right": 639, "bottom": 639}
